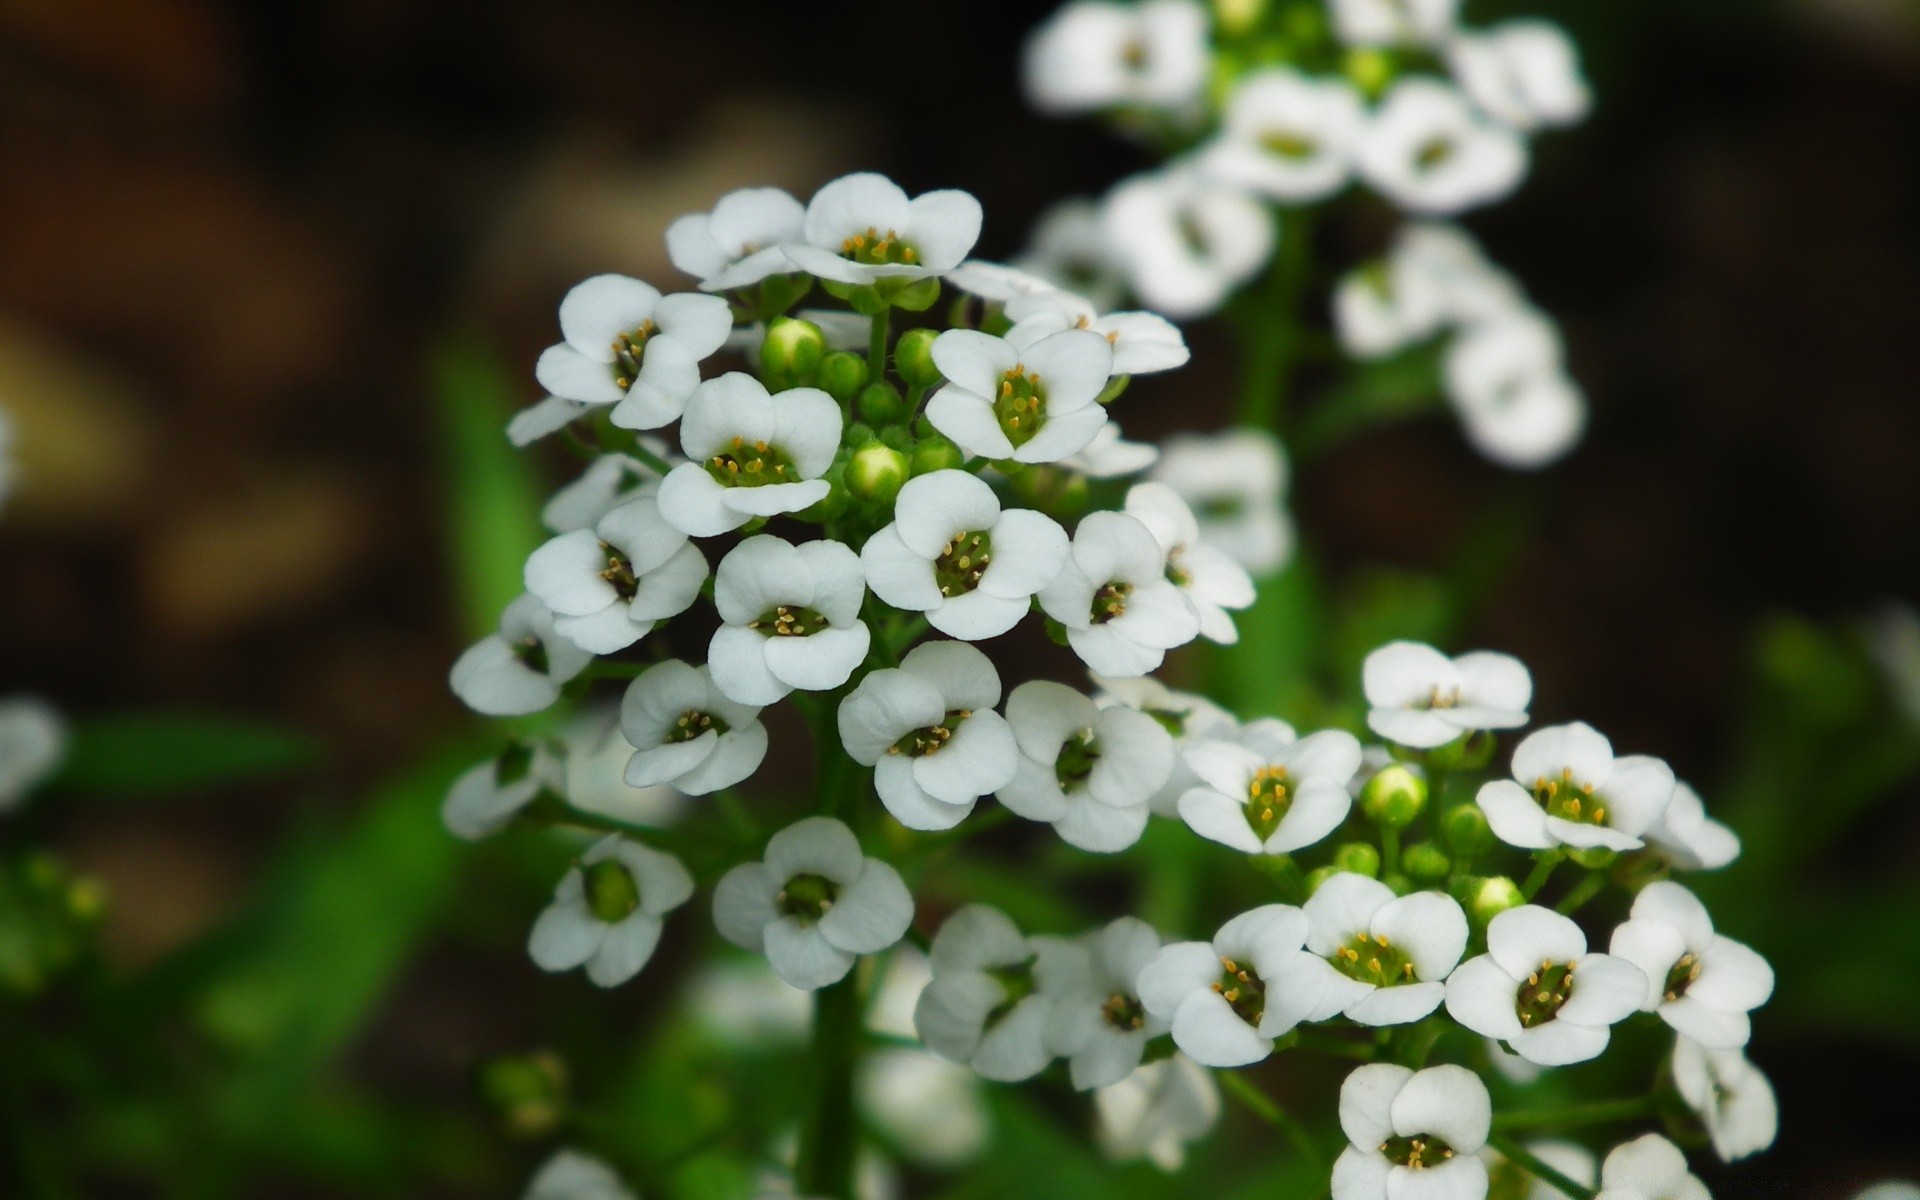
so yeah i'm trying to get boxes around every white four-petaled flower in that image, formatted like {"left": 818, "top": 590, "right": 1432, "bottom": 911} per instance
{"left": 443, "top": 741, "right": 561, "bottom": 841}
{"left": 1671, "top": 1036, "right": 1778, "bottom": 1163}
{"left": 1444, "top": 308, "right": 1586, "bottom": 470}
{"left": 666, "top": 186, "right": 808, "bottom": 291}
{"left": 657, "top": 373, "right": 842, "bottom": 536}
{"left": 521, "top": 1148, "right": 637, "bottom": 1200}
{"left": 998, "top": 680, "right": 1174, "bottom": 852}
{"left": 1329, "top": 0, "right": 1458, "bottom": 47}
{"left": 1021, "top": 0, "right": 1209, "bottom": 116}
{"left": 709, "top": 535, "right": 870, "bottom": 706}
{"left": 1268, "top": 873, "right": 1468, "bottom": 1033}
{"left": 925, "top": 328, "right": 1114, "bottom": 464}
{"left": 914, "top": 904, "right": 1059, "bottom": 1081}
{"left": 1331, "top": 1063, "right": 1490, "bottom": 1200}
{"left": 1594, "top": 1134, "right": 1710, "bottom": 1200}
{"left": 524, "top": 495, "right": 708, "bottom": 654}
{"left": 1137, "top": 904, "right": 1309, "bottom": 1066}
{"left": 620, "top": 659, "right": 768, "bottom": 795}
{"left": 1038, "top": 510, "right": 1201, "bottom": 677}
{"left": 534, "top": 274, "right": 732, "bottom": 429}
{"left": 1200, "top": 69, "right": 1366, "bottom": 203}
{"left": 449, "top": 593, "right": 593, "bottom": 716}
{"left": 1101, "top": 169, "right": 1274, "bottom": 319}
{"left": 1448, "top": 20, "right": 1592, "bottom": 133}
{"left": 1609, "top": 881, "right": 1774, "bottom": 1049}
{"left": 1356, "top": 79, "right": 1528, "bottom": 216}
{"left": 1363, "top": 640, "right": 1532, "bottom": 749}
{"left": 785, "top": 173, "right": 983, "bottom": 286}
{"left": 1124, "top": 481, "right": 1257, "bottom": 644}
{"left": 528, "top": 834, "right": 693, "bottom": 987}
{"left": 1445, "top": 904, "right": 1648, "bottom": 1065}
{"left": 1003, "top": 290, "right": 1190, "bottom": 376}
{"left": 1037, "top": 916, "right": 1170, "bottom": 1090}
{"left": 1178, "top": 718, "right": 1362, "bottom": 856}
{"left": 1476, "top": 721, "right": 1677, "bottom": 852}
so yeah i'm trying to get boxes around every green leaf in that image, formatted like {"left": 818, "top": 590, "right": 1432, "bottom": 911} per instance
{"left": 1292, "top": 344, "right": 1444, "bottom": 462}
{"left": 51, "top": 713, "right": 319, "bottom": 799}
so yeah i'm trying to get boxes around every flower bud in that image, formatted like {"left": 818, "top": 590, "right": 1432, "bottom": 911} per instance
{"left": 895, "top": 327, "right": 942, "bottom": 390}
{"left": 1212, "top": 0, "right": 1266, "bottom": 37}
{"left": 848, "top": 441, "right": 910, "bottom": 507}
{"left": 857, "top": 381, "right": 904, "bottom": 426}
{"left": 1461, "top": 875, "right": 1524, "bottom": 928}
{"left": 1331, "top": 842, "right": 1381, "bottom": 878}
{"left": 1440, "top": 804, "right": 1494, "bottom": 861}
{"left": 479, "top": 1051, "right": 568, "bottom": 1139}
{"left": 882, "top": 275, "right": 942, "bottom": 311}
{"left": 1403, "top": 840, "right": 1451, "bottom": 884}
{"left": 1360, "top": 763, "right": 1427, "bottom": 829}
{"left": 1425, "top": 731, "right": 1496, "bottom": 772}
{"left": 910, "top": 433, "right": 965, "bottom": 476}
{"left": 1381, "top": 872, "right": 1413, "bottom": 896}
{"left": 1007, "top": 464, "right": 1089, "bottom": 519}
{"left": 759, "top": 317, "right": 825, "bottom": 390}
{"left": 817, "top": 351, "right": 870, "bottom": 405}
{"left": 1343, "top": 48, "right": 1396, "bottom": 99}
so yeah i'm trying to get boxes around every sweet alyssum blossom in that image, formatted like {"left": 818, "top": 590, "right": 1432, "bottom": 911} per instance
{"left": 1671, "top": 1036, "right": 1778, "bottom": 1163}
{"left": 524, "top": 495, "right": 708, "bottom": 654}
{"left": 1329, "top": 0, "right": 1458, "bottom": 47}
{"left": 1038, "top": 510, "right": 1201, "bottom": 677}
{"left": 1476, "top": 721, "right": 1677, "bottom": 852}
{"left": 998, "top": 680, "right": 1175, "bottom": 852}
{"left": 1445, "top": 904, "right": 1648, "bottom": 1065}
{"left": 1150, "top": 429, "right": 1294, "bottom": 575}
{"left": 1101, "top": 169, "right": 1274, "bottom": 319}
{"left": 914, "top": 904, "right": 1060, "bottom": 1082}
{"left": 1037, "top": 916, "right": 1170, "bottom": 1089}
{"left": 837, "top": 641, "right": 1017, "bottom": 831}
{"left": 1332, "top": 1063, "right": 1490, "bottom": 1200}
{"left": 1094, "top": 1054, "right": 1221, "bottom": 1172}
{"left": 450, "top": 593, "right": 593, "bottom": 717}
{"left": 1124, "top": 482, "right": 1256, "bottom": 644}
{"left": 1137, "top": 904, "right": 1309, "bottom": 1067}
{"left": 1093, "top": 673, "right": 1236, "bottom": 817}
{"left": 785, "top": 172, "right": 983, "bottom": 286}
{"left": 1178, "top": 719, "right": 1362, "bottom": 856}
{"left": 1445, "top": 308, "right": 1587, "bottom": 469}
{"left": 1003, "top": 290, "right": 1190, "bottom": 376}
{"left": 528, "top": 834, "right": 693, "bottom": 987}
{"left": 665, "top": 185, "right": 807, "bottom": 291}
{"left": 925, "top": 327, "right": 1114, "bottom": 464}
{"left": 1647, "top": 781, "right": 1741, "bottom": 871}
{"left": 620, "top": 659, "right": 768, "bottom": 795}
{"left": 860, "top": 470, "right": 1069, "bottom": 641}
{"left": 534, "top": 274, "right": 732, "bottom": 429}
{"left": 1199, "top": 69, "right": 1367, "bottom": 204}
{"left": 1267, "top": 873, "right": 1468, "bottom": 1031}
{"left": 1448, "top": 20, "right": 1592, "bottom": 133}
{"left": 1593, "top": 1134, "right": 1710, "bottom": 1200}
{"left": 1021, "top": 0, "right": 1209, "bottom": 116}
{"left": 1609, "top": 881, "right": 1774, "bottom": 1049}
{"left": 657, "top": 373, "right": 842, "bottom": 536}
{"left": 443, "top": 741, "right": 561, "bottom": 841}
{"left": 540, "top": 451, "right": 663, "bottom": 534}
{"left": 1355, "top": 78, "right": 1528, "bottom": 216}
{"left": 0, "top": 696, "right": 66, "bottom": 811}
{"left": 1362, "top": 640, "right": 1532, "bottom": 749}
{"left": 713, "top": 816, "right": 913, "bottom": 991}
{"left": 709, "top": 535, "right": 870, "bottom": 706}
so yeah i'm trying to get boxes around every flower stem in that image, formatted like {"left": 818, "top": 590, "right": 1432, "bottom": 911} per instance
{"left": 1492, "top": 1095, "right": 1656, "bottom": 1133}
{"left": 795, "top": 972, "right": 863, "bottom": 1199}
{"left": 1218, "top": 1070, "right": 1324, "bottom": 1173}
{"left": 1520, "top": 851, "right": 1564, "bottom": 900}
{"left": 1235, "top": 208, "right": 1315, "bottom": 431}
{"left": 1555, "top": 867, "right": 1611, "bottom": 916}
{"left": 1488, "top": 1134, "right": 1598, "bottom": 1200}
{"left": 1380, "top": 826, "right": 1402, "bottom": 879}
{"left": 868, "top": 307, "right": 891, "bottom": 382}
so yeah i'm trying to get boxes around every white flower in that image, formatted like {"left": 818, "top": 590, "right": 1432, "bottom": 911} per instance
{"left": 442, "top": 742, "right": 561, "bottom": 841}
{"left": 560, "top": 706, "right": 687, "bottom": 827}
{"left": 859, "top": 1047, "right": 991, "bottom": 1167}
{"left": 1445, "top": 310, "right": 1586, "bottom": 469}
{"left": 1038, "top": 511, "right": 1201, "bottom": 677}
{"left": 837, "top": 641, "right": 1018, "bottom": 831}
{"left": 524, "top": 495, "right": 708, "bottom": 654}
{"left": 1092, "top": 673, "right": 1236, "bottom": 817}
{"left": 1332, "top": 1063, "right": 1490, "bottom": 1200}
{"left": 1363, "top": 640, "right": 1532, "bottom": 749}
{"left": 1200, "top": 69, "right": 1367, "bottom": 203}
{"left": 1150, "top": 429, "right": 1293, "bottom": 575}
{"left": 924, "top": 328, "right": 1113, "bottom": 464}
{"left": 713, "top": 816, "right": 914, "bottom": 991}
{"left": 1333, "top": 257, "right": 1450, "bottom": 360}
{"left": 860, "top": 470, "right": 1068, "bottom": 640}
{"left": 1647, "top": 782, "right": 1740, "bottom": 871}
{"left": 1449, "top": 20, "right": 1592, "bottom": 132}
{"left": 620, "top": 659, "right": 768, "bottom": 795}
{"left": 1402, "top": 223, "right": 1528, "bottom": 325}
{"left": 1267, "top": 873, "right": 1468, "bottom": 1032}
{"left": 534, "top": 274, "right": 733, "bottom": 428}
{"left": 784, "top": 173, "right": 982, "bottom": 286}
{"left": 1101, "top": 169, "right": 1274, "bottom": 319}
{"left": 1476, "top": 722, "right": 1677, "bottom": 852}
{"left": 449, "top": 593, "right": 593, "bottom": 716}
{"left": 1062, "top": 423, "right": 1159, "bottom": 477}
{"left": 522, "top": 1148, "right": 636, "bottom": 1200}
{"left": 1124, "top": 482, "right": 1256, "bottom": 644}
{"left": 1330, "top": 0, "right": 1458, "bottom": 46}
{"left": 1672, "top": 1037, "right": 1777, "bottom": 1163}
{"left": 1485, "top": 1140, "right": 1597, "bottom": 1200}
{"left": 542, "top": 451, "right": 666, "bottom": 534}
{"left": 528, "top": 834, "right": 693, "bottom": 987}
{"left": 1609, "top": 881, "right": 1774, "bottom": 1050}
{"left": 1178, "top": 719, "right": 1361, "bottom": 855}
{"left": 0, "top": 696, "right": 65, "bottom": 811}
{"left": 1594, "top": 1134, "right": 1709, "bottom": 1200}
{"left": 1004, "top": 290, "right": 1190, "bottom": 376}
{"left": 1021, "top": 0, "right": 1209, "bottom": 116}
{"left": 1136, "top": 904, "right": 1309, "bottom": 1066}
{"left": 657, "top": 373, "right": 842, "bottom": 536}
{"left": 1035, "top": 917, "right": 1170, "bottom": 1089}
{"left": 1016, "top": 197, "right": 1124, "bottom": 310}
{"left": 1094, "top": 1054, "right": 1221, "bottom": 1171}
{"left": 1356, "top": 78, "right": 1528, "bottom": 216}
{"left": 666, "top": 186, "right": 807, "bottom": 291}
{"left": 999, "top": 681, "right": 1174, "bottom": 852}
{"left": 913, "top": 904, "right": 1058, "bottom": 1081}
{"left": 1444, "top": 904, "right": 1648, "bottom": 1065}
{"left": 709, "top": 535, "right": 870, "bottom": 706}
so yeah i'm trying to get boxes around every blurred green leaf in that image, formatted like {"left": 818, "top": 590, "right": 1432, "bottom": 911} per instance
{"left": 1292, "top": 345, "right": 1444, "bottom": 462}
{"left": 1329, "top": 568, "right": 1453, "bottom": 701}
{"left": 51, "top": 713, "right": 319, "bottom": 799}
{"left": 1218, "top": 551, "right": 1329, "bottom": 724}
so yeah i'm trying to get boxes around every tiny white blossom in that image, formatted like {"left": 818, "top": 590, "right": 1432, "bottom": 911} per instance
{"left": 1331, "top": 1063, "right": 1490, "bottom": 1200}
{"left": 1124, "top": 481, "right": 1256, "bottom": 644}
{"left": 913, "top": 904, "right": 1059, "bottom": 1081}
{"left": 1062, "top": 423, "right": 1160, "bottom": 477}
{"left": 666, "top": 186, "right": 807, "bottom": 291}
{"left": 837, "top": 641, "right": 1018, "bottom": 831}
{"left": 528, "top": 834, "right": 693, "bottom": 987}
{"left": 713, "top": 816, "right": 914, "bottom": 991}
{"left": 0, "top": 696, "right": 65, "bottom": 812}
{"left": 1094, "top": 1054, "right": 1221, "bottom": 1171}
{"left": 1476, "top": 722, "right": 1677, "bottom": 853}
{"left": 1178, "top": 718, "right": 1362, "bottom": 855}
{"left": 1356, "top": 78, "right": 1528, "bottom": 216}
{"left": 710, "top": 535, "right": 870, "bottom": 706}
{"left": 1330, "top": 0, "right": 1458, "bottom": 46}
{"left": 1036, "top": 916, "right": 1169, "bottom": 1089}
{"left": 1092, "top": 673, "right": 1236, "bottom": 817}
{"left": 1022, "top": 0, "right": 1209, "bottom": 116}
{"left": 657, "top": 373, "right": 841, "bottom": 537}
{"left": 542, "top": 450, "right": 667, "bottom": 534}
{"left": 1333, "top": 256, "right": 1450, "bottom": 360}
{"left": 1150, "top": 429, "right": 1294, "bottom": 575}
{"left": 1484, "top": 1140, "right": 1597, "bottom": 1200}
{"left": 1200, "top": 69, "right": 1367, "bottom": 203}
{"left": 522, "top": 1148, "right": 636, "bottom": 1200}
{"left": 1609, "top": 881, "right": 1774, "bottom": 1050}
{"left": 1445, "top": 904, "right": 1648, "bottom": 1065}
{"left": 1647, "top": 782, "right": 1740, "bottom": 871}
{"left": 785, "top": 173, "right": 982, "bottom": 286}
{"left": 1363, "top": 640, "right": 1532, "bottom": 749}
{"left": 1101, "top": 169, "right": 1274, "bottom": 319}
{"left": 925, "top": 328, "right": 1114, "bottom": 464}
{"left": 534, "top": 274, "right": 733, "bottom": 428}
{"left": 1445, "top": 310, "right": 1586, "bottom": 469}
{"left": 1449, "top": 20, "right": 1592, "bottom": 133}
{"left": 1004, "top": 290, "right": 1190, "bottom": 376}
{"left": 1016, "top": 197, "right": 1125, "bottom": 310}
{"left": 1401, "top": 223, "right": 1529, "bottom": 325}
{"left": 1671, "top": 1036, "right": 1777, "bottom": 1163}
{"left": 999, "top": 680, "right": 1174, "bottom": 852}
{"left": 1038, "top": 510, "right": 1201, "bottom": 677}
{"left": 560, "top": 706, "right": 687, "bottom": 827}
{"left": 1594, "top": 1134, "right": 1709, "bottom": 1200}
{"left": 524, "top": 494, "right": 708, "bottom": 654}
{"left": 1267, "top": 873, "right": 1468, "bottom": 1032}
{"left": 449, "top": 593, "right": 593, "bottom": 716}
{"left": 620, "top": 659, "right": 768, "bottom": 795}
{"left": 1137, "top": 904, "right": 1309, "bottom": 1066}
{"left": 861, "top": 470, "right": 1068, "bottom": 641}
{"left": 442, "top": 742, "right": 561, "bottom": 841}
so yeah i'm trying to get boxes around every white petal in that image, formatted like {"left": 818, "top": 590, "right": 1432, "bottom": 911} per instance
{"left": 1389, "top": 1063, "right": 1489, "bottom": 1152}
{"left": 765, "top": 815, "right": 865, "bottom": 883}
{"left": 766, "top": 919, "right": 856, "bottom": 990}
{"left": 1487, "top": 906, "right": 1586, "bottom": 978}
{"left": 712, "top": 862, "right": 779, "bottom": 949}
{"left": 818, "top": 860, "right": 914, "bottom": 955}
{"left": 1443, "top": 955, "right": 1524, "bottom": 1040}
{"left": 1170, "top": 990, "right": 1270, "bottom": 1067}
{"left": 585, "top": 915, "right": 663, "bottom": 986}
{"left": 528, "top": 898, "right": 604, "bottom": 971}
{"left": 1178, "top": 787, "right": 1263, "bottom": 853}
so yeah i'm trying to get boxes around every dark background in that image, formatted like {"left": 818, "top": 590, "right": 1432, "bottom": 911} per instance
{"left": 1, "top": 0, "right": 1916, "bottom": 1195}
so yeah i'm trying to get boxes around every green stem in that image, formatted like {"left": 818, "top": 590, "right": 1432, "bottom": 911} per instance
{"left": 1492, "top": 1095, "right": 1656, "bottom": 1133}
{"left": 1235, "top": 208, "right": 1314, "bottom": 431}
{"left": 1487, "top": 1135, "right": 1599, "bottom": 1200}
{"left": 795, "top": 973, "right": 862, "bottom": 1199}
{"left": 1380, "top": 826, "right": 1402, "bottom": 879}
{"left": 626, "top": 439, "right": 675, "bottom": 475}
{"left": 868, "top": 307, "right": 891, "bottom": 382}
{"left": 1520, "top": 852, "right": 1564, "bottom": 901}
{"left": 1555, "top": 868, "right": 1611, "bottom": 916}
{"left": 1218, "top": 1071, "right": 1324, "bottom": 1172}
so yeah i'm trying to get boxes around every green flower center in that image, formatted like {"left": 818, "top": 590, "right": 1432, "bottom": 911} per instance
{"left": 1530, "top": 770, "right": 1609, "bottom": 827}
{"left": 598, "top": 542, "right": 639, "bottom": 601}
{"left": 987, "top": 959, "right": 1037, "bottom": 1027}
{"left": 777, "top": 873, "right": 837, "bottom": 924}
{"left": 889, "top": 710, "right": 973, "bottom": 758}
{"left": 1244, "top": 766, "right": 1292, "bottom": 840}
{"left": 1092, "top": 581, "right": 1132, "bottom": 624}
{"left": 1381, "top": 1133, "right": 1456, "bottom": 1170}
{"left": 1415, "top": 137, "right": 1456, "bottom": 170}
{"left": 1516, "top": 961, "right": 1575, "bottom": 1028}
{"left": 584, "top": 859, "right": 641, "bottom": 923}
{"left": 1211, "top": 955, "right": 1267, "bottom": 1025}
{"left": 1663, "top": 953, "right": 1701, "bottom": 1003}
{"left": 608, "top": 319, "right": 657, "bottom": 392}
{"left": 750, "top": 605, "right": 829, "bottom": 638}
{"left": 1331, "top": 932, "right": 1419, "bottom": 988}
{"left": 839, "top": 226, "right": 921, "bottom": 266}
{"left": 1260, "top": 129, "right": 1318, "bottom": 159}
{"left": 1102, "top": 992, "right": 1146, "bottom": 1032}
{"left": 993, "top": 367, "right": 1048, "bottom": 448}
{"left": 706, "top": 436, "right": 800, "bottom": 488}
{"left": 1055, "top": 728, "right": 1101, "bottom": 791}
{"left": 934, "top": 530, "right": 993, "bottom": 597}
{"left": 512, "top": 635, "right": 549, "bottom": 674}
{"left": 667, "top": 709, "right": 728, "bottom": 744}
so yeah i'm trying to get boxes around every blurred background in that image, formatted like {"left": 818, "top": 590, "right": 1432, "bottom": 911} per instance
{"left": 2, "top": 0, "right": 1917, "bottom": 1196}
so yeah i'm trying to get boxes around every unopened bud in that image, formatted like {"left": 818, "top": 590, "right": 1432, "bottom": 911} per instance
{"left": 1212, "top": 0, "right": 1266, "bottom": 37}
{"left": 910, "top": 433, "right": 965, "bottom": 476}
{"left": 1007, "top": 464, "right": 1089, "bottom": 519}
{"left": 1462, "top": 875, "right": 1524, "bottom": 927}
{"left": 1440, "top": 804, "right": 1494, "bottom": 861}
{"left": 895, "top": 327, "right": 942, "bottom": 390}
{"left": 760, "top": 317, "right": 825, "bottom": 390}
{"left": 817, "top": 351, "right": 870, "bottom": 405}
{"left": 857, "top": 380, "right": 905, "bottom": 426}
{"left": 1361, "top": 763, "right": 1428, "bottom": 829}
{"left": 1425, "top": 731, "right": 1496, "bottom": 772}
{"left": 1404, "top": 840, "right": 1452, "bottom": 884}
{"left": 848, "top": 441, "right": 910, "bottom": 506}
{"left": 1331, "top": 842, "right": 1381, "bottom": 878}
{"left": 883, "top": 275, "right": 942, "bottom": 312}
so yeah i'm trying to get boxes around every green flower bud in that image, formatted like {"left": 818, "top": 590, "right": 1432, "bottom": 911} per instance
{"left": 882, "top": 275, "right": 942, "bottom": 312}
{"left": 857, "top": 380, "right": 905, "bottom": 426}
{"left": 1440, "top": 804, "right": 1494, "bottom": 861}
{"left": 895, "top": 327, "right": 942, "bottom": 390}
{"left": 817, "top": 351, "right": 870, "bottom": 404}
{"left": 1331, "top": 842, "right": 1382, "bottom": 878}
{"left": 1462, "top": 875, "right": 1524, "bottom": 928}
{"left": 1360, "top": 763, "right": 1428, "bottom": 829}
{"left": 1344, "top": 48, "right": 1396, "bottom": 99}
{"left": 1007, "top": 464, "right": 1089, "bottom": 519}
{"left": 1424, "top": 730, "right": 1497, "bottom": 772}
{"left": 1404, "top": 840, "right": 1452, "bottom": 884}
{"left": 848, "top": 441, "right": 910, "bottom": 507}
{"left": 479, "top": 1051, "right": 568, "bottom": 1139}
{"left": 1212, "top": 0, "right": 1266, "bottom": 36}
{"left": 910, "top": 433, "right": 965, "bottom": 476}
{"left": 1380, "top": 872, "right": 1413, "bottom": 896}
{"left": 759, "top": 317, "right": 825, "bottom": 390}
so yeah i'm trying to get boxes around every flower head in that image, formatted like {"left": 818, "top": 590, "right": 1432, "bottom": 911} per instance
{"left": 1594, "top": 1134, "right": 1709, "bottom": 1200}
{"left": 1356, "top": 79, "right": 1528, "bottom": 216}
{"left": 1016, "top": 197, "right": 1124, "bottom": 309}
{"left": 1268, "top": 873, "right": 1468, "bottom": 1033}
{"left": 522, "top": 1148, "right": 636, "bottom": 1200}
{"left": 1449, "top": 20, "right": 1592, "bottom": 133}
{"left": 1037, "top": 916, "right": 1170, "bottom": 1089}
{"left": 1137, "top": 904, "right": 1309, "bottom": 1066}
{"left": 1178, "top": 718, "right": 1362, "bottom": 855}
{"left": 1330, "top": 0, "right": 1458, "bottom": 47}
{"left": 1609, "top": 881, "right": 1774, "bottom": 1049}
{"left": 658, "top": 373, "right": 842, "bottom": 536}
{"left": 1004, "top": 290, "right": 1190, "bottom": 376}
{"left": 528, "top": 834, "right": 693, "bottom": 987}
{"left": 1124, "top": 481, "right": 1256, "bottom": 644}
{"left": 620, "top": 659, "right": 768, "bottom": 795}
{"left": 925, "top": 328, "right": 1114, "bottom": 464}
{"left": 1476, "top": 722, "right": 1676, "bottom": 852}
{"left": 786, "top": 173, "right": 982, "bottom": 286}
{"left": 524, "top": 494, "right": 708, "bottom": 654}
{"left": 666, "top": 185, "right": 807, "bottom": 291}
{"left": 1363, "top": 640, "right": 1532, "bottom": 749}
{"left": 709, "top": 535, "right": 870, "bottom": 706}
{"left": 1331, "top": 1063, "right": 1490, "bottom": 1200}
{"left": 1445, "top": 904, "right": 1648, "bottom": 1065}
{"left": 1038, "top": 510, "right": 1201, "bottom": 677}
{"left": 1445, "top": 309, "right": 1586, "bottom": 469}
{"left": 998, "top": 680, "right": 1174, "bottom": 852}
{"left": 450, "top": 593, "right": 593, "bottom": 716}
{"left": 1200, "top": 69, "right": 1367, "bottom": 203}
{"left": 914, "top": 904, "right": 1059, "bottom": 1081}
{"left": 1101, "top": 169, "right": 1274, "bottom": 318}
{"left": 1671, "top": 1036, "right": 1777, "bottom": 1163}
{"left": 1022, "top": 0, "right": 1209, "bottom": 116}
{"left": 443, "top": 741, "right": 561, "bottom": 841}
{"left": 534, "top": 274, "right": 732, "bottom": 428}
